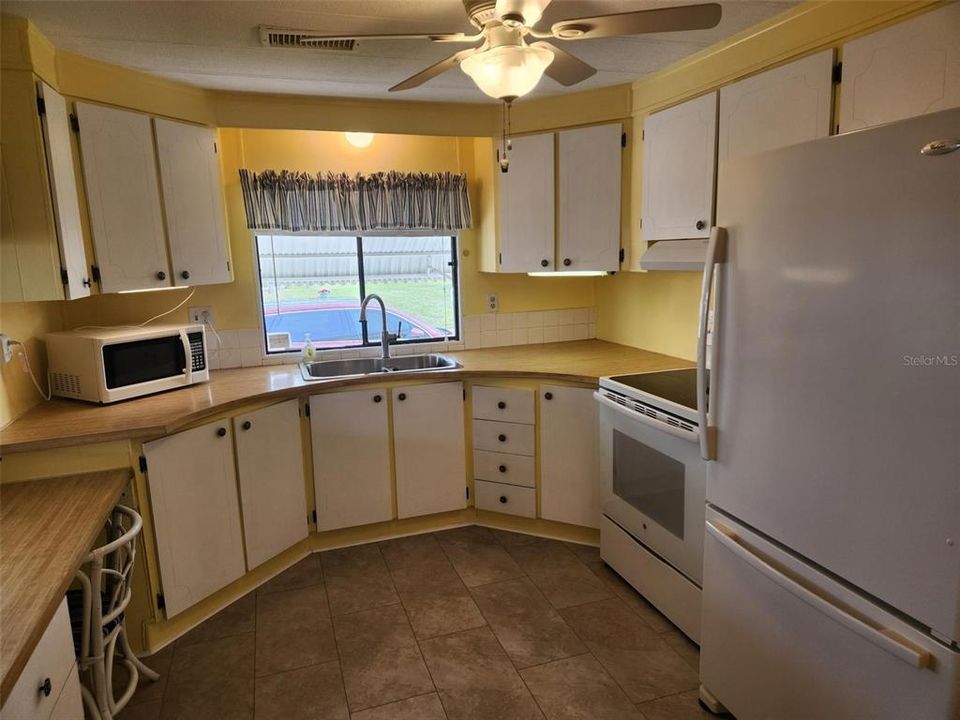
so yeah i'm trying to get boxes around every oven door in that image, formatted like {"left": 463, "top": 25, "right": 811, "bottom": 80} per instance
{"left": 596, "top": 392, "right": 706, "bottom": 585}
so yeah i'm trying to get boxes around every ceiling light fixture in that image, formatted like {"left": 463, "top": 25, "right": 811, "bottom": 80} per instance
{"left": 460, "top": 42, "right": 553, "bottom": 102}
{"left": 345, "top": 131, "right": 374, "bottom": 148}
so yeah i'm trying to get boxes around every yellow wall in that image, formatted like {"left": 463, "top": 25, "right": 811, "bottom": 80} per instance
{"left": 0, "top": 301, "right": 62, "bottom": 427}
{"left": 595, "top": 0, "right": 941, "bottom": 360}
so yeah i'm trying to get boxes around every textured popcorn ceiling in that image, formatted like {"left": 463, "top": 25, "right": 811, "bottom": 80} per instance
{"left": 7, "top": 0, "right": 799, "bottom": 103}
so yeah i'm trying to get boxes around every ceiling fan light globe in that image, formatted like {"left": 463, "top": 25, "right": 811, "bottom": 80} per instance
{"left": 460, "top": 44, "right": 554, "bottom": 100}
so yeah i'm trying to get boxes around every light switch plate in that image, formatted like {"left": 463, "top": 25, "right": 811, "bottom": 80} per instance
{"left": 189, "top": 306, "right": 214, "bottom": 325}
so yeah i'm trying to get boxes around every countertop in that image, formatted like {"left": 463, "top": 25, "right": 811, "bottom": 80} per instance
{"left": 0, "top": 340, "right": 691, "bottom": 453}
{"left": 0, "top": 469, "right": 130, "bottom": 703}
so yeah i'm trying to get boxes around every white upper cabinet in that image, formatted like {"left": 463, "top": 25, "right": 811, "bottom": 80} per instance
{"left": 718, "top": 50, "right": 835, "bottom": 163}
{"left": 539, "top": 385, "right": 600, "bottom": 529}
{"left": 233, "top": 400, "right": 308, "bottom": 569}
{"left": 75, "top": 102, "right": 170, "bottom": 293}
{"left": 838, "top": 4, "right": 960, "bottom": 133}
{"left": 143, "top": 421, "right": 246, "bottom": 618}
{"left": 154, "top": 119, "right": 232, "bottom": 287}
{"left": 558, "top": 123, "right": 622, "bottom": 272}
{"left": 497, "top": 132, "right": 555, "bottom": 273}
{"left": 393, "top": 382, "right": 467, "bottom": 519}
{"left": 310, "top": 388, "right": 393, "bottom": 531}
{"left": 642, "top": 92, "right": 718, "bottom": 241}
{"left": 37, "top": 82, "right": 89, "bottom": 299}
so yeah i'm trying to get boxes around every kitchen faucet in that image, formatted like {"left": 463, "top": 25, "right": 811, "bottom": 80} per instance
{"left": 359, "top": 294, "right": 398, "bottom": 360}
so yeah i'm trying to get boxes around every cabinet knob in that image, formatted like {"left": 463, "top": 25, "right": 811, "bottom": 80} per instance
{"left": 696, "top": 220, "right": 706, "bottom": 231}
{"left": 544, "top": 392, "right": 553, "bottom": 400}
{"left": 156, "top": 271, "right": 166, "bottom": 281}
{"left": 563, "top": 258, "right": 572, "bottom": 267}
{"left": 181, "top": 270, "right": 191, "bottom": 280}
{"left": 499, "top": 465, "right": 507, "bottom": 473}
{"left": 498, "top": 434, "right": 507, "bottom": 442}
{"left": 541, "top": 259, "right": 549, "bottom": 267}
{"left": 398, "top": 393, "right": 407, "bottom": 401}
{"left": 82, "top": 278, "right": 92, "bottom": 288}
{"left": 373, "top": 394, "right": 382, "bottom": 403}
{"left": 497, "top": 401, "right": 506, "bottom": 410}
{"left": 216, "top": 427, "right": 227, "bottom": 437}
{"left": 39, "top": 677, "right": 52, "bottom": 697}
{"left": 241, "top": 420, "right": 252, "bottom": 430}
{"left": 499, "top": 495, "right": 508, "bottom": 504}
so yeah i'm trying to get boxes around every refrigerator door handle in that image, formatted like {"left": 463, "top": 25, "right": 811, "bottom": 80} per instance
{"left": 706, "top": 520, "right": 933, "bottom": 670}
{"left": 697, "top": 226, "right": 726, "bottom": 460}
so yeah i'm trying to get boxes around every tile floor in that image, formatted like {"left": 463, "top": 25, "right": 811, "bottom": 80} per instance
{"left": 116, "top": 526, "right": 712, "bottom": 720}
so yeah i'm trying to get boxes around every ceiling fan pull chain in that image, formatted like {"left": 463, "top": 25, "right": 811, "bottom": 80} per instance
{"left": 500, "top": 100, "right": 512, "bottom": 173}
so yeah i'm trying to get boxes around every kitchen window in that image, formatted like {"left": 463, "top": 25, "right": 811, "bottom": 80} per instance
{"left": 256, "top": 234, "right": 460, "bottom": 354}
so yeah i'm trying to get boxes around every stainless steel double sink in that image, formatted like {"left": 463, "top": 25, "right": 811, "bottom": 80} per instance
{"left": 300, "top": 353, "right": 460, "bottom": 380}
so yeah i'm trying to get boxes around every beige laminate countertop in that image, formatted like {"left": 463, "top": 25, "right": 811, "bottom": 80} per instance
{"left": 0, "top": 469, "right": 130, "bottom": 704}
{"left": 0, "top": 340, "right": 691, "bottom": 453}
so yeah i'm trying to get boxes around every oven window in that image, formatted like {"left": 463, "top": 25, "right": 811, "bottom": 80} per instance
{"left": 102, "top": 337, "right": 185, "bottom": 389}
{"left": 612, "top": 430, "right": 686, "bottom": 539}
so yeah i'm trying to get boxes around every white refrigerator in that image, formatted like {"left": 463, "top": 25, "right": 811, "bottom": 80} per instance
{"left": 700, "top": 107, "right": 960, "bottom": 719}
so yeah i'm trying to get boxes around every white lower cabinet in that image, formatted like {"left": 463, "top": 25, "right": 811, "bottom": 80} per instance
{"left": 475, "top": 480, "right": 536, "bottom": 518}
{"left": 309, "top": 388, "right": 393, "bottom": 531}
{"left": 4, "top": 598, "right": 81, "bottom": 720}
{"left": 233, "top": 400, "right": 308, "bottom": 569}
{"left": 540, "top": 385, "right": 600, "bottom": 529}
{"left": 393, "top": 382, "right": 467, "bottom": 519}
{"left": 143, "top": 421, "right": 246, "bottom": 618}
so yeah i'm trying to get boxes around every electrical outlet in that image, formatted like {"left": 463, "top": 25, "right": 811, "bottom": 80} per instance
{"left": 0, "top": 334, "right": 14, "bottom": 364}
{"left": 189, "top": 306, "right": 214, "bottom": 326}
{"left": 486, "top": 294, "right": 499, "bottom": 313}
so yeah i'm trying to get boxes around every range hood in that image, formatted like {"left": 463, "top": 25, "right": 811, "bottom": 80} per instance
{"left": 639, "top": 239, "right": 709, "bottom": 271}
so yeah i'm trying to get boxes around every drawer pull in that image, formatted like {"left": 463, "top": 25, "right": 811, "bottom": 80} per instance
{"left": 39, "top": 677, "right": 52, "bottom": 697}
{"left": 497, "top": 401, "right": 506, "bottom": 409}
{"left": 499, "top": 465, "right": 507, "bottom": 473}
{"left": 498, "top": 434, "right": 507, "bottom": 442}
{"left": 241, "top": 420, "right": 252, "bottom": 431}
{"left": 499, "top": 495, "right": 508, "bottom": 504}
{"left": 544, "top": 392, "right": 553, "bottom": 400}
{"left": 373, "top": 394, "right": 382, "bottom": 403}
{"left": 398, "top": 393, "right": 407, "bottom": 401}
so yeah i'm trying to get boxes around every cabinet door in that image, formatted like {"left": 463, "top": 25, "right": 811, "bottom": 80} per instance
{"left": 37, "top": 82, "right": 89, "bottom": 299}
{"left": 642, "top": 92, "right": 718, "bottom": 240}
{"left": 497, "top": 132, "right": 555, "bottom": 272}
{"left": 154, "top": 119, "right": 232, "bottom": 287}
{"left": 310, "top": 388, "right": 392, "bottom": 531}
{"left": 75, "top": 102, "right": 169, "bottom": 293}
{"left": 838, "top": 4, "right": 960, "bottom": 133}
{"left": 540, "top": 385, "right": 600, "bottom": 528}
{"left": 393, "top": 382, "right": 467, "bottom": 519}
{"left": 718, "top": 50, "right": 834, "bottom": 163}
{"left": 143, "top": 421, "right": 246, "bottom": 617}
{"left": 558, "top": 123, "right": 622, "bottom": 271}
{"left": 234, "top": 400, "right": 308, "bottom": 569}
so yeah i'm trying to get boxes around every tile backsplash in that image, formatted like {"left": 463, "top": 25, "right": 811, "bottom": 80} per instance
{"left": 208, "top": 307, "right": 596, "bottom": 370}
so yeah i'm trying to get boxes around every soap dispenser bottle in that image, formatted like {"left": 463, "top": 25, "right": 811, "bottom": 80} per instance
{"left": 301, "top": 333, "right": 316, "bottom": 361}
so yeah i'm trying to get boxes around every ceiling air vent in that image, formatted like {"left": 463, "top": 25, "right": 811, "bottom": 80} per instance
{"left": 258, "top": 26, "right": 356, "bottom": 51}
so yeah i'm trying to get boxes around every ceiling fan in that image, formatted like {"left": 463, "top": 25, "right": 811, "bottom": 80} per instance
{"left": 298, "top": 0, "right": 723, "bottom": 101}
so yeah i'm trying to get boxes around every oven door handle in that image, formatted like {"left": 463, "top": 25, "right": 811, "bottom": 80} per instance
{"left": 179, "top": 329, "right": 193, "bottom": 386}
{"left": 594, "top": 392, "right": 699, "bottom": 443}
{"left": 697, "top": 226, "right": 726, "bottom": 460}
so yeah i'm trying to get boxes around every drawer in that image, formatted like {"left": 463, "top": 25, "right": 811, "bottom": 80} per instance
{"left": 473, "top": 420, "right": 535, "bottom": 456}
{"left": 475, "top": 480, "right": 536, "bottom": 518}
{"left": 472, "top": 386, "right": 535, "bottom": 424}
{"left": 5, "top": 598, "right": 77, "bottom": 720}
{"left": 474, "top": 450, "right": 535, "bottom": 488}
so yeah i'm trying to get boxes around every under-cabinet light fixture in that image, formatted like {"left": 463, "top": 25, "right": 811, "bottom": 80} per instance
{"left": 345, "top": 131, "right": 374, "bottom": 148}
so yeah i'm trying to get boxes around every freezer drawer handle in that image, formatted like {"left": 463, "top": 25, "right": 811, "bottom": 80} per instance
{"left": 706, "top": 520, "right": 932, "bottom": 670}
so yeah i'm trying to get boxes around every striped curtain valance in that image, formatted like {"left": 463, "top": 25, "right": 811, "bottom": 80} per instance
{"left": 238, "top": 170, "right": 472, "bottom": 233}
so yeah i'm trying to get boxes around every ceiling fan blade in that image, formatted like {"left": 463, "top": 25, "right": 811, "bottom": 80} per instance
{"left": 532, "top": 41, "right": 596, "bottom": 86}
{"left": 389, "top": 48, "right": 478, "bottom": 92}
{"left": 297, "top": 31, "right": 481, "bottom": 43}
{"left": 551, "top": 3, "right": 722, "bottom": 40}
{"left": 495, "top": 0, "right": 552, "bottom": 26}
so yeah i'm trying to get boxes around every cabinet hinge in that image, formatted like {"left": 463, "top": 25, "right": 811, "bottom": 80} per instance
{"left": 641, "top": 129, "right": 645, "bottom": 141}
{"left": 621, "top": 132, "right": 626, "bottom": 148}
{"left": 156, "top": 593, "right": 165, "bottom": 610}
{"left": 498, "top": 252, "right": 502, "bottom": 267}
{"left": 36, "top": 96, "right": 46, "bottom": 116}
{"left": 832, "top": 62, "right": 843, "bottom": 84}
{"left": 311, "top": 509, "right": 318, "bottom": 524}
{"left": 213, "top": 141, "right": 218, "bottom": 154}
{"left": 139, "top": 455, "right": 148, "bottom": 473}
{"left": 226, "top": 261, "right": 231, "bottom": 272}
{"left": 305, "top": 403, "right": 311, "bottom": 417}
{"left": 618, "top": 248, "right": 625, "bottom": 264}
{"left": 638, "top": 218, "right": 643, "bottom": 228}
{"left": 60, "top": 267, "right": 69, "bottom": 284}
{"left": 69, "top": 113, "right": 79, "bottom": 133}
{"left": 465, "top": 486, "right": 470, "bottom": 500}
{"left": 463, "top": 387, "right": 466, "bottom": 401}
{"left": 91, "top": 265, "right": 102, "bottom": 283}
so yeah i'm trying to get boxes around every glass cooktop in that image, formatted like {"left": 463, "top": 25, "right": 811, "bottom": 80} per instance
{"left": 606, "top": 368, "right": 702, "bottom": 411}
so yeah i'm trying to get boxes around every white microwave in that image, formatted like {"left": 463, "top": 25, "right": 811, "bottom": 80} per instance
{"left": 46, "top": 324, "right": 209, "bottom": 404}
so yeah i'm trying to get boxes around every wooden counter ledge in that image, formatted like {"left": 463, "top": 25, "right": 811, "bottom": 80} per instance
{"left": 0, "top": 468, "right": 131, "bottom": 703}
{"left": 0, "top": 340, "right": 691, "bottom": 453}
